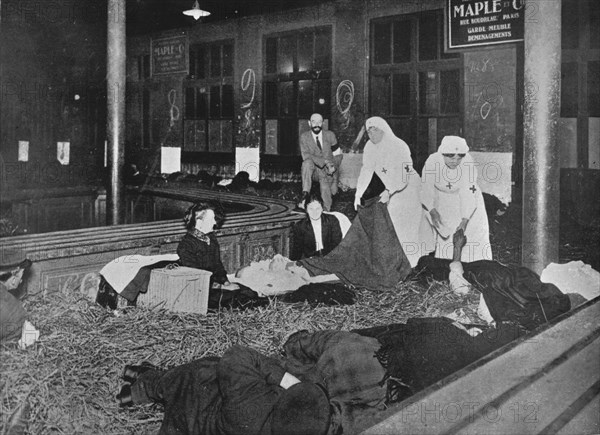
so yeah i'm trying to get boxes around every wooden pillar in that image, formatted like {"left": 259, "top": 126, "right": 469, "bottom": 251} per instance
{"left": 106, "top": 0, "right": 126, "bottom": 225}
{"left": 522, "top": 0, "right": 562, "bottom": 274}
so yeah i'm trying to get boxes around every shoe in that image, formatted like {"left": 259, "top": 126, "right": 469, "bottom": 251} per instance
{"left": 122, "top": 361, "right": 157, "bottom": 384}
{"left": 296, "top": 191, "right": 309, "bottom": 210}
{"left": 116, "top": 384, "right": 133, "bottom": 407}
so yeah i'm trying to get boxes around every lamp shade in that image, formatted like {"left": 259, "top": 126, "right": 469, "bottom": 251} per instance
{"left": 183, "top": 1, "right": 211, "bottom": 20}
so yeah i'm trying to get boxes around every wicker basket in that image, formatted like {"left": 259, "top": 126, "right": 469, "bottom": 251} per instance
{"left": 138, "top": 266, "right": 212, "bottom": 314}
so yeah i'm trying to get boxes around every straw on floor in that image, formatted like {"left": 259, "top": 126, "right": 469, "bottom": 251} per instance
{"left": 0, "top": 278, "right": 477, "bottom": 435}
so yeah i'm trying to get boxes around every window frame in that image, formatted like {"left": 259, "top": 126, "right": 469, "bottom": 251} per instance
{"left": 262, "top": 26, "right": 333, "bottom": 155}
{"left": 184, "top": 39, "right": 235, "bottom": 153}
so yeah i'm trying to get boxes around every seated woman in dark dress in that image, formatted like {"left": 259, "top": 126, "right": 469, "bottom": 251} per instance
{"left": 177, "top": 201, "right": 239, "bottom": 291}
{"left": 290, "top": 192, "right": 343, "bottom": 261}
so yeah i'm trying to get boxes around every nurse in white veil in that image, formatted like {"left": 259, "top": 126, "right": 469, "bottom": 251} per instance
{"left": 421, "top": 136, "right": 492, "bottom": 262}
{"left": 354, "top": 117, "right": 434, "bottom": 268}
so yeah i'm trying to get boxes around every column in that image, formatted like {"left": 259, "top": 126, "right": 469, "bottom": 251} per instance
{"left": 106, "top": 0, "right": 126, "bottom": 225}
{"left": 522, "top": 0, "right": 562, "bottom": 274}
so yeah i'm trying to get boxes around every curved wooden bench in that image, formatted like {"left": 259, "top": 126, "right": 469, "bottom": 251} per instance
{"left": 1, "top": 186, "right": 304, "bottom": 296}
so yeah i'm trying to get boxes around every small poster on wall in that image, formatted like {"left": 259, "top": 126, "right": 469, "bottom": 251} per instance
{"left": 18, "top": 141, "right": 29, "bottom": 162}
{"left": 235, "top": 147, "right": 260, "bottom": 182}
{"left": 57, "top": 141, "right": 70, "bottom": 165}
{"left": 161, "top": 146, "right": 181, "bottom": 174}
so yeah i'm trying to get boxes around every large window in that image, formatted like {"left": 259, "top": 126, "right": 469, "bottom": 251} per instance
{"left": 263, "top": 27, "right": 332, "bottom": 155}
{"left": 370, "top": 10, "right": 461, "bottom": 171}
{"left": 560, "top": 0, "right": 599, "bottom": 168}
{"left": 184, "top": 41, "right": 234, "bottom": 152}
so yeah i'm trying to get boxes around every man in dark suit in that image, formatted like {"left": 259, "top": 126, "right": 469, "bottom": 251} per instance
{"left": 290, "top": 193, "right": 343, "bottom": 261}
{"left": 299, "top": 113, "right": 338, "bottom": 211}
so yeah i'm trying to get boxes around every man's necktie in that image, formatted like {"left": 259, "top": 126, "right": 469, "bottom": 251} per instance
{"left": 316, "top": 136, "right": 322, "bottom": 150}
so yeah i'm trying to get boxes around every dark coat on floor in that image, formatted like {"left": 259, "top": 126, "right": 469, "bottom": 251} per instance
{"left": 133, "top": 345, "right": 286, "bottom": 435}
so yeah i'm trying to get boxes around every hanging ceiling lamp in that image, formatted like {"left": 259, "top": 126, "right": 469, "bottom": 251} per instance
{"left": 183, "top": 0, "right": 211, "bottom": 20}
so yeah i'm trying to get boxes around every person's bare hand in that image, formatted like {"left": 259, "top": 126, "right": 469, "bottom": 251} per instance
{"left": 354, "top": 196, "right": 362, "bottom": 211}
{"left": 456, "top": 218, "right": 469, "bottom": 233}
{"left": 379, "top": 189, "right": 390, "bottom": 204}
{"left": 453, "top": 228, "right": 467, "bottom": 250}
{"left": 221, "top": 281, "right": 240, "bottom": 291}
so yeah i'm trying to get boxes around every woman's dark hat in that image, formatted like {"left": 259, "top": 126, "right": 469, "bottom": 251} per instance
{"left": 271, "top": 382, "right": 331, "bottom": 435}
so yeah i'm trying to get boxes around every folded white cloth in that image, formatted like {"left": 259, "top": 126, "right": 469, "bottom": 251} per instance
{"left": 100, "top": 254, "right": 179, "bottom": 294}
{"left": 477, "top": 293, "right": 494, "bottom": 324}
{"left": 541, "top": 261, "right": 600, "bottom": 301}
{"left": 18, "top": 320, "right": 40, "bottom": 349}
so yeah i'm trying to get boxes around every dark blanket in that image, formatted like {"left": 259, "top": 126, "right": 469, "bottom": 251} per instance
{"left": 353, "top": 317, "right": 526, "bottom": 404}
{"left": 412, "top": 255, "right": 571, "bottom": 330}
{"left": 300, "top": 200, "right": 412, "bottom": 290}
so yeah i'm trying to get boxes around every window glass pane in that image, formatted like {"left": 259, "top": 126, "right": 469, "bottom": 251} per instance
{"left": 143, "top": 89, "right": 151, "bottom": 146}
{"left": 393, "top": 21, "right": 411, "bottom": 63}
{"left": 278, "top": 36, "right": 295, "bottom": 74}
{"left": 222, "top": 44, "right": 233, "bottom": 77}
{"left": 189, "top": 45, "right": 205, "bottom": 78}
{"left": 419, "top": 11, "right": 438, "bottom": 61}
{"left": 561, "top": 0, "right": 579, "bottom": 49}
{"left": 590, "top": 0, "right": 600, "bottom": 48}
{"left": 588, "top": 61, "right": 600, "bottom": 117}
{"left": 279, "top": 118, "right": 298, "bottom": 155}
{"left": 185, "top": 87, "right": 196, "bottom": 118}
{"left": 196, "top": 89, "right": 208, "bottom": 119}
{"left": 188, "top": 49, "right": 196, "bottom": 77}
{"left": 210, "top": 85, "right": 221, "bottom": 117}
{"left": 560, "top": 62, "right": 578, "bottom": 117}
{"left": 298, "top": 80, "right": 313, "bottom": 116}
{"left": 266, "top": 38, "right": 277, "bottom": 74}
{"left": 298, "top": 32, "right": 313, "bottom": 72}
{"left": 265, "top": 82, "right": 278, "bottom": 117}
{"left": 392, "top": 73, "right": 410, "bottom": 115}
{"left": 314, "top": 80, "right": 331, "bottom": 116}
{"left": 373, "top": 22, "right": 392, "bottom": 64}
{"left": 419, "top": 71, "right": 438, "bottom": 114}
{"left": 278, "top": 81, "right": 295, "bottom": 116}
{"left": 371, "top": 74, "right": 390, "bottom": 116}
{"left": 440, "top": 69, "right": 460, "bottom": 114}
{"left": 143, "top": 55, "right": 150, "bottom": 78}
{"left": 210, "top": 45, "right": 221, "bottom": 77}
{"left": 137, "top": 56, "right": 143, "bottom": 80}
{"left": 222, "top": 84, "right": 234, "bottom": 117}
{"left": 314, "top": 28, "right": 331, "bottom": 71}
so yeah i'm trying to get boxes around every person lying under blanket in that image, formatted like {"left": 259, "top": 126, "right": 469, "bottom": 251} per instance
{"left": 117, "top": 344, "right": 336, "bottom": 435}
{"left": 411, "top": 229, "right": 571, "bottom": 330}
{"left": 118, "top": 320, "right": 527, "bottom": 434}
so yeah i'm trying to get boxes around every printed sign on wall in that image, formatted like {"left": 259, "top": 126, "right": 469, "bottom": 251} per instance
{"left": 152, "top": 35, "right": 188, "bottom": 75}
{"left": 18, "top": 141, "right": 29, "bottom": 162}
{"left": 445, "top": 0, "right": 525, "bottom": 50}
{"left": 57, "top": 142, "right": 70, "bottom": 165}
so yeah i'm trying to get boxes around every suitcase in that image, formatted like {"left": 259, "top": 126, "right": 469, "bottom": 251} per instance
{"left": 138, "top": 266, "right": 212, "bottom": 314}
